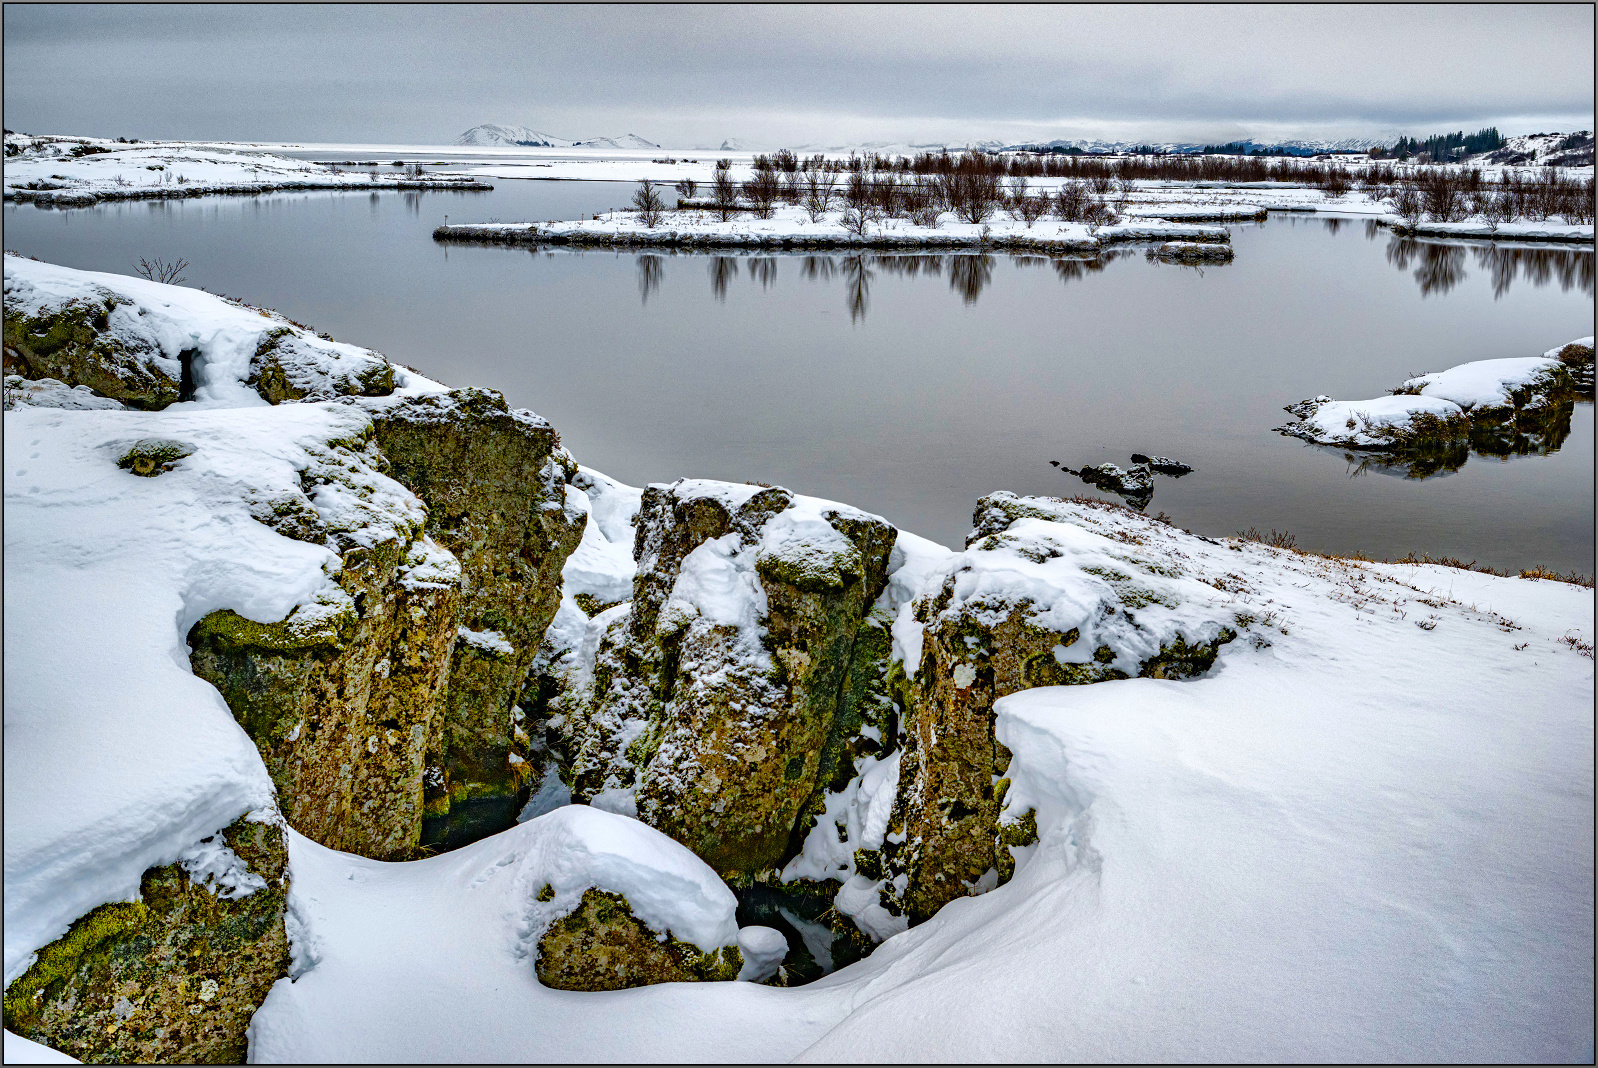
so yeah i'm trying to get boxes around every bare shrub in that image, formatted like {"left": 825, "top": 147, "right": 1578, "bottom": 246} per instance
{"left": 674, "top": 178, "right": 698, "bottom": 200}
{"left": 1007, "top": 177, "right": 1047, "bottom": 227}
{"left": 742, "top": 169, "right": 779, "bottom": 219}
{"left": 872, "top": 172, "right": 900, "bottom": 217}
{"left": 1056, "top": 180, "right": 1087, "bottom": 222}
{"left": 779, "top": 169, "right": 804, "bottom": 205}
{"left": 1389, "top": 184, "right": 1424, "bottom": 227}
{"left": 802, "top": 169, "right": 838, "bottom": 222}
{"left": 1321, "top": 166, "right": 1351, "bottom": 198}
{"left": 940, "top": 165, "right": 1000, "bottom": 224}
{"left": 1418, "top": 170, "right": 1467, "bottom": 222}
{"left": 631, "top": 178, "right": 665, "bottom": 227}
{"left": 133, "top": 256, "right": 189, "bottom": 284}
{"left": 712, "top": 159, "right": 740, "bottom": 221}
{"left": 901, "top": 177, "right": 942, "bottom": 228}
{"left": 840, "top": 206, "right": 872, "bottom": 237}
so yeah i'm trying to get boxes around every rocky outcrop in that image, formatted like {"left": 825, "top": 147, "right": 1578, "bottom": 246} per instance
{"left": 3, "top": 813, "right": 290, "bottom": 1064}
{"left": 534, "top": 888, "right": 742, "bottom": 991}
{"left": 3, "top": 285, "right": 187, "bottom": 409}
{"left": 561, "top": 480, "right": 896, "bottom": 878}
{"left": 881, "top": 493, "right": 1239, "bottom": 922}
{"left": 187, "top": 390, "right": 585, "bottom": 859}
{"left": 248, "top": 327, "right": 393, "bottom": 403}
{"left": 359, "top": 389, "right": 585, "bottom": 846}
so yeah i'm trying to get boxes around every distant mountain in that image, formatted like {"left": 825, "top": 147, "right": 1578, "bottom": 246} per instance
{"left": 1475, "top": 131, "right": 1593, "bottom": 167}
{"left": 1003, "top": 137, "right": 1391, "bottom": 156}
{"left": 454, "top": 126, "right": 659, "bottom": 149}
{"left": 455, "top": 124, "right": 574, "bottom": 148}
{"left": 571, "top": 133, "right": 660, "bottom": 150}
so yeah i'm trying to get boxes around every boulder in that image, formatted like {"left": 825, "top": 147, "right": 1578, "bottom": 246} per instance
{"left": 881, "top": 493, "right": 1239, "bottom": 922}
{"left": 562, "top": 479, "right": 896, "bottom": 878}
{"left": 3, "top": 813, "right": 291, "bottom": 1064}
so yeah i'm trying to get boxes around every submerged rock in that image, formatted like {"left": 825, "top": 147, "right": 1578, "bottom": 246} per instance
{"left": 1071, "top": 461, "right": 1155, "bottom": 509}
{"left": 1129, "top": 453, "right": 1194, "bottom": 476}
{"left": 881, "top": 492, "right": 1239, "bottom": 922}
{"left": 3, "top": 812, "right": 291, "bottom": 1064}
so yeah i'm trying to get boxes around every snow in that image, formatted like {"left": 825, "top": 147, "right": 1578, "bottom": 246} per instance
{"left": 735, "top": 927, "right": 789, "bottom": 983}
{"left": 436, "top": 204, "right": 1230, "bottom": 252}
{"left": 3, "top": 135, "right": 486, "bottom": 205}
{"left": 3, "top": 376, "right": 127, "bottom": 412}
{"left": 8, "top": 256, "right": 1592, "bottom": 1062}
{"left": 1405, "top": 356, "right": 1564, "bottom": 410}
{"left": 4, "top": 1030, "right": 79, "bottom": 1064}
{"left": 1394, "top": 219, "right": 1593, "bottom": 242}
{"left": 1280, "top": 393, "right": 1464, "bottom": 448}
{"left": 456, "top": 626, "right": 515, "bottom": 657}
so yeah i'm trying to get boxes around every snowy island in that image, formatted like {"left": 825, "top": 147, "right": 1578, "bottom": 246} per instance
{"left": 3, "top": 252, "right": 1592, "bottom": 1063}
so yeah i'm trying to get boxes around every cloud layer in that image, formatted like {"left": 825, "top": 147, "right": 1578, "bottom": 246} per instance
{"left": 4, "top": 4, "right": 1592, "bottom": 145}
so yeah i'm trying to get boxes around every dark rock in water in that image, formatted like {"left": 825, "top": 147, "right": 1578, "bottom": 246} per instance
{"left": 1073, "top": 462, "right": 1154, "bottom": 512}
{"left": 1129, "top": 453, "right": 1194, "bottom": 476}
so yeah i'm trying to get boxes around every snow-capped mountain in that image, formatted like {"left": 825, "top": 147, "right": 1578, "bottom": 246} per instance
{"left": 456, "top": 124, "right": 575, "bottom": 148}
{"left": 1476, "top": 131, "right": 1593, "bottom": 167}
{"left": 571, "top": 133, "right": 660, "bottom": 150}
{"left": 455, "top": 126, "right": 659, "bottom": 150}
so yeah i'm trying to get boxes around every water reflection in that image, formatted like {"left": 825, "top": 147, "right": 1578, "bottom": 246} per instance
{"left": 668, "top": 250, "right": 1117, "bottom": 319}
{"left": 637, "top": 254, "right": 662, "bottom": 305}
{"left": 1385, "top": 236, "right": 1593, "bottom": 300}
{"left": 1325, "top": 397, "right": 1580, "bottom": 480}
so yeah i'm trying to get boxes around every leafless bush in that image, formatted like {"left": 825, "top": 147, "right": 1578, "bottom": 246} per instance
{"left": 901, "top": 177, "right": 942, "bottom": 227}
{"left": 742, "top": 169, "right": 779, "bottom": 219}
{"left": 840, "top": 206, "right": 872, "bottom": 237}
{"left": 1089, "top": 171, "right": 1113, "bottom": 194}
{"left": 1321, "top": 166, "right": 1351, "bottom": 198}
{"left": 779, "top": 169, "right": 804, "bottom": 205}
{"left": 1007, "top": 177, "right": 1048, "bottom": 227}
{"left": 1417, "top": 170, "right": 1467, "bottom": 222}
{"left": 712, "top": 159, "right": 740, "bottom": 221}
{"left": 844, "top": 170, "right": 873, "bottom": 217}
{"left": 1056, "top": 180, "right": 1087, "bottom": 222}
{"left": 1389, "top": 184, "right": 1424, "bottom": 227}
{"left": 1080, "top": 199, "right": 1116, "bottom": 228}
{"left": 674, "top": 178, "right": 698, "bottom": 200}
{"left": 1471, "top": 188, "right": 1509, "bottom": 230}
{"left": 631, "top": 178, "right": 665, "bottom": 227}
{"left": 802, "top": 169, "right": 838, "bottom": 222}
{"left": 940, "top": 166, "right": 1000, "bottom": 224}
{"left": 133, "top": 256, "right": 189, "bottom": 284}
{"left": 872, "top": 173, "right": 901, "bottom": 216}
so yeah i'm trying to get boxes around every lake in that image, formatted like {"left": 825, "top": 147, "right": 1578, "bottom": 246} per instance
{"left": 6, "top": 181, "right": 1593, "bottom": 574}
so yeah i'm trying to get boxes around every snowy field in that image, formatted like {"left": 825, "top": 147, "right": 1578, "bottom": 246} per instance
{"left": 2, "top": 134, "right": 489, "bottom": 206}
{"left": 4, "top": 257, "right": 1593, "bottom": 1062}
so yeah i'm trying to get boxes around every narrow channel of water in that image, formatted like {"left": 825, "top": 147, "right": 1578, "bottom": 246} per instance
{"left": 6, "top": 185, "right": 1591, "bottom": 573}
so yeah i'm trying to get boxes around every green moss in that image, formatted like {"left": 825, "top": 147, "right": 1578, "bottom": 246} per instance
{"left": 3, "top": 902, "right": 148, "bottom": 1032}
{"left": 535, "top": 888, "right": 743, "bottom": 991}
{"left": 116, "top": 437, "right": 195, "bottom": 477}
{"left": 190, "top": 596, "right": 355, "bottom": 655}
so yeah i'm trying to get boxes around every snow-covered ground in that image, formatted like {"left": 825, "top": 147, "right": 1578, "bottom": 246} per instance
{"left": 255, "top": 521, "right": 1592, "bottom": 1062}
{"left": 5, "top": 257, "right": 1593, "bottom": 1062}
{"left": 435, "top": 205, "right": 1231, "bottom": 251}
{"left": 2, "top": 134, "right": 489, "bottom": 206}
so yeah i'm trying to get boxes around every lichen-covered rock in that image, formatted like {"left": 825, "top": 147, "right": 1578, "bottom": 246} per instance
{"left": 2, "top": 284, "right": 187, "bottom": 409}
{"left": 2, "top": 812, "right": 290, "bottom": 1064}
{"left": 357, "top": 388, "right": 585, "bottom": 842}
{"left": 188, "top": 423, "right": 463, "bottom": 859}
{"left": 565, "top": 480, "right": 896, "bottom": 878}
{"left": 1550, "top": 337, "right": 1593, "bottom": 394}
{"left": 3, "top": 250, "right": 399, "bottom": 409}
{"left": 117, "top": 437, "right": 195, "bottom": 477}
{"left": 248, "top": 327, "right": 394, "bottom": 403}
{"left": 881, "top": 493, "right": 1238, "bottom": 922}
{"left": 534, "top": 888, "right": 742, "bottom": 991}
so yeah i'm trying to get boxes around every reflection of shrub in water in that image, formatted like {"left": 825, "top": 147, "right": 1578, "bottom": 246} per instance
{"left": 636, "top": 255, "right": 662, "bottom": 305}
{"left": 1386, "top": 238, "right": 1467, "bottom": 297}
{"left": 709, "top": 256, "right": 738, "bottom": 301}
{"left": 947, "top": 255, "right": 994, "bottom": 305}
{"left": 1468, "top": 398, "right": 1575, "bottom": 457}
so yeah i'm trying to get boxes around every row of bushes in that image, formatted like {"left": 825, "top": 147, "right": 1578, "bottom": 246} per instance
{"left": 1385, "top": 169, "right": 1594, "bottom": 227}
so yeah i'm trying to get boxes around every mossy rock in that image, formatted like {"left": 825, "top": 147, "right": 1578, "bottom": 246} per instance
{"left": 2, "top": 295, "right": 184, "bottom": 410}
{"left": 535, "top": 888, "right": 741, "bottom": 991}
{"left": 3, "top": 814, "right": 290, "bottom": 1064}
{"left": 117, "top": 437, "right": 195, "bottom": 477}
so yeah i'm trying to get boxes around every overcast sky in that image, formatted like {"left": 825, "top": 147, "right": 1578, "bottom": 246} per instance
{"left": 4, "top": 4, "right": 1592, "bottom": 147}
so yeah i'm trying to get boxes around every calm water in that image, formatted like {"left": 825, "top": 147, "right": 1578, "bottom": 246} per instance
{"left": 6, "top": 183, "right": 1593, "bottom": 573}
